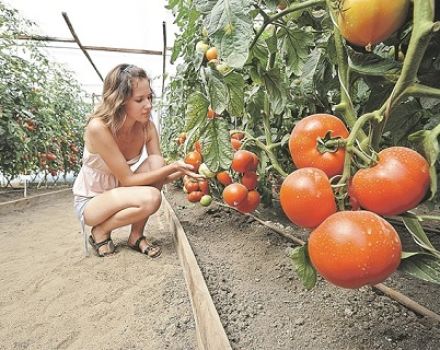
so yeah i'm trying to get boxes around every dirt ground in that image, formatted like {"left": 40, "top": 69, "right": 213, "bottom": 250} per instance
{"left": 0, "top": 190, "right": 196, "bottom": 350}
{"left": 164, "top": 186, "right": 440, "bottom": 350}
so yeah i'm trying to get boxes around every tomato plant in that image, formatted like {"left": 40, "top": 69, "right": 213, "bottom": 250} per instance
{"left": 280, "top": 168, "right": 337, "bottom": 228}
{"left": 308, "top": 211, "right": 402, "bottom": 289}
{"left": 350, "top": 147, "right": 430, "bottom": 216}
{"left": 289, "top": 114, "right": 349, "bottom": 178}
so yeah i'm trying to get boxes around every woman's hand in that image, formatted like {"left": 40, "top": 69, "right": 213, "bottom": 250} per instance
{"left": 170, "top": 160, "right": 205, "bottom": 180}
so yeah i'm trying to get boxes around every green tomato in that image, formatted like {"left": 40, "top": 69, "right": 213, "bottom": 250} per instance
{"left": 196, "top": 41, "right": 209, "bottom": 54}
{"left": 198, "top": 163, "right": 216, "bottom": 178}
{"left": 200, "top": 195, "right": 212, "bottom": 207}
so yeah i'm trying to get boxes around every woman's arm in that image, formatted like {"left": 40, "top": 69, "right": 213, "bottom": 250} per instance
{"left": 86, "top": 119, "right": 200, "bottom": 187}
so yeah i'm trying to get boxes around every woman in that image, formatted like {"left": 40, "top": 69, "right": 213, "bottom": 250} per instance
{"left": 73, "top": 64, "right": 201, "bottom": 258}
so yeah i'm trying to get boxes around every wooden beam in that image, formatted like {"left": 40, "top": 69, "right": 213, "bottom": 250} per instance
{"left": 162, "top": 197, "right": 232, "bottom": 350}
{"left": 61, "top": 12, "right": 104, "bottom": 82}
{"left": 15, "top": 34, "right": 173, "bottom": 54}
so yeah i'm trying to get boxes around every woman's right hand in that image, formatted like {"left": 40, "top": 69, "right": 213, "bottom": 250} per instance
{"left": 174, "top": 160, "right": 205, "bottom": 179}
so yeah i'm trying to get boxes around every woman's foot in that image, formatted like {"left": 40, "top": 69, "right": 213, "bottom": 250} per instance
{"left": 128, "top": 234, "right": 161, "bottom": 258}
{"left": 90, "top": 227, "right": 116, "bottom": 257}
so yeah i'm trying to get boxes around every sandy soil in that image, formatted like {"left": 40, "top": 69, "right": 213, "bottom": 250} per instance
{"left": 165, "top": 186, "right": 440, "bottom": 350}
{"left": 0, "top": 191, "right": 196, "bottom": 350}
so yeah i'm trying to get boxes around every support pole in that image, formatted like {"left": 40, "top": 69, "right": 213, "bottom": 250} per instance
{"left": 61, "top": 12, "right": 104, "bottom": 82}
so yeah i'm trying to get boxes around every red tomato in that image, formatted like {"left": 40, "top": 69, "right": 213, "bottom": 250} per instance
{"left": 308, "top": 211, "right": 402, "bottom": 289}
{"left": 207, "top": 106, "right": 216, "bottom": 119}
{"left": 236, "top": 190, "right": 261, "bottom": 213}
{"left": 187, "top": 191, "right": 204, "bottom": 203}
{"left": 205, "top": 47, "right": 218, "bottom": 61}
{"left": 184, "top": 151, "right": 203, "bottom": 172}
{"left": 194, "top": 140, "right": 202, "bottom": 154}
{"left": 338, "top": 0, "right": 410, "bottom": 48}
{"left": 231, "top": 150, "right": 258, "bottom": 173}
{"left": 222, "top": 183, "right": 248, "bottom": 207}
{"left": 241, "top": 171, "right": 258, "bottom": 190}
{"left": 198, "top": 178, "right": 209, "bottom": 195}
{"left": 231, "top": 138, "right": 241, "bottom": 151}
{"left": 289, "top": 114, "right": 349, "bottom": 178}
{"left": 184, "top": 179, "right": 199, "bottom": 193}
{"left": 216, "top": 171, "right": 232, "bottom": 186}
{"left": 351, "top": 147, "right": 430, "bottom": 216}
{"left": 231, "top": 132, "right": 245, "bottom": 140}
{"left": 280, "top": 168, "right": 337, "bottom": 228}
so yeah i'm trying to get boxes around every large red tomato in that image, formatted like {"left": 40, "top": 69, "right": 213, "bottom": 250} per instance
{"left": 231, "top": 150, "right": 258, "bottom": 173}
{"left": 236, "top": 190, "right": 261, "bottom": 213}
{"left": 279, "top": 168, "right": 337, "bottom": 228}
{"left": 289, "top": 114, "right": 349, "bottom": 178}
{"left": 222, "top": 183, "right": 248, "bottom": 207}
{"left": 350, "top": 147, "right": 430, "bottom": 216}
{"left": 337, "top": 0, "right": 410, "bottom": 48}
{"left": 308, "top": 211, "right": 402, "bottom": 289}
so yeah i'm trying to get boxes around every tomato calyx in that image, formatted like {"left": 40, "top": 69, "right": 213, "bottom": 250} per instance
{"left": 316, "top": 131, "right": 346, "bottom": 154}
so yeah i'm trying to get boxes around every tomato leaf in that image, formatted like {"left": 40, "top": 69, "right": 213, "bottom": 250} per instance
{"left": 347, "top": 47, "right": 402, "bottom": 82}
{"left": 206, "top": 67, "right": 228, "bottom": 114}
{"left": 401, "top": 214, "right": 440, "bottom": 257}
{"left": 224, "top": 72, "right": 245, "bottom": 116}
{"left": 278, "top": 24, "right": 314, "bottom": 77}
{"left": 200, "top": 118, "right": 234, "bottom": 172}
{"left": 185, "top": 92, "right": 210, "bottom": 132}
{"left": 204, "top": 0, "right": 254, "bottom": 69}
{"left": 289, "top": 245, "right": 317, "bottom": 290}
{"left": 262, "top": 68, "right": 287, "bottom": 114}
{"left": 399, "top": 252, "right": 440, "bottom": 285}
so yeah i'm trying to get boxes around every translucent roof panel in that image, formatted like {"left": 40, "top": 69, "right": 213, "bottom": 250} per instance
{"left": 5, "top": 0, "right": 178, "bottom": 97}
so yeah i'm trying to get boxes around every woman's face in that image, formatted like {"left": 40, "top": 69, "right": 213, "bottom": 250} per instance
{"left": 124, "top": 78, "right": 153, "bottom": 124}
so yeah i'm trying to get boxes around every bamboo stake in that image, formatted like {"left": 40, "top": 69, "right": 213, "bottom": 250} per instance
{"left": 216, "top": 201, "right": 440, "bottom": 323}
{"left": 61, "top": 12, "right": 103, "bottom": 82}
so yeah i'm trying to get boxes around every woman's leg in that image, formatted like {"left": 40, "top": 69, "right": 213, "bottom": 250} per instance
{"left": 127, "top": 155, "right": 165, "bottom": 249}
{"left": 83, "top": 186, "right": 162, "bottom": 255}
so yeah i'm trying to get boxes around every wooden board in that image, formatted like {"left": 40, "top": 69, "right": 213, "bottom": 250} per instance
{"left": 162, "top": 197, "right": 232, "bottom": 350}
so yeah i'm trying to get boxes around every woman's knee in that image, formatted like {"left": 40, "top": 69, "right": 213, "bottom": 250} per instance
{"left": 138, "top": 187, "right": 162, "bottom": 216}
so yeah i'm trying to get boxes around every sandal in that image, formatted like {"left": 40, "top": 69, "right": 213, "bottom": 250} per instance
{"left": 129, "top": 236, "right": 162, "bottom": 258}
{"left": 88, "top": 235, "right": 116, "bottom": 257}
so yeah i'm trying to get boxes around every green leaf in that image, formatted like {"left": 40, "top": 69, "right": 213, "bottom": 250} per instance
{"left": 200, "top": 118, "right": 234, "bottom": 171}
{"left": 399, "top": 252, "right": 440, "bottom": 285}
{"left": 206, "top": 68, "right": 228, "bottom": 114}
{"left": 278, "top": 24, "right": 314, "bottom": 77}
{"left": 224, "top": 72, "right": 244, "bottom": 116}
{"left": 384, "top": 100, "right": 423, "bottom": 144}
{"left": 401, "top": 214, "right": 439, "bottom": 256}
{"left": 206, "top": 0, "right": 254, "bottom": 69}
{"left": 194, "top": 0, "right": 218, "bottom": 14}
{"left": 262, "top": 68, "right": 287, "bottom": 114}
{"left": 408, "top": 125, "right": 440, "bottom": 200}
{"left": 348, "top": 48, "right": 402, "bottom": 82}
{"left": 185, "top": 92, "right": 210, "bottom": 131}
{"left": 289, "top": 245, "right": 317, "bottom": 290}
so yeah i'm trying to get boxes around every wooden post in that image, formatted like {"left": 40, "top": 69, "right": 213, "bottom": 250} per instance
{"left": 61, "top": 12, "right": 104, "bottom": 82}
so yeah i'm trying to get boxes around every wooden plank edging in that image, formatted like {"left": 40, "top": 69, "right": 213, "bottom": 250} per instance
{"left": 162, "top": 197, "right": 232, "bottom": 350}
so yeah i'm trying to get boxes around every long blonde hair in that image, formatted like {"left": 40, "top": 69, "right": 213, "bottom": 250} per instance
{"left": 88, "top": 64, "right": 150, "bottom": 134}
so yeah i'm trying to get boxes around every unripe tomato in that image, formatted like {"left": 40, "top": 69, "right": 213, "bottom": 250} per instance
{"left": 187, "top": 191, "right": 204, "bottom": 203}
{"left": 241, "top": 171, "right": 258, "bottom": 190}
{"left": 216, "top": 171, "right": 233, "bottom": 186}
{"left": 200, "top": 194, "right": 212, "bottom": 207}
{"left": 289, "top": 114, "right": 349, "bottom": 177}
{"left": 184, "top": 151, "right": 203, "bottom": 172}
{"left": 222, "top": 183, "right": 248, "bottom": 207}
{"left": 205, "top": 47, "right": 218, "bottom": 61}
{"left": 196, "top": 41, "right": 209, "bottom": 54}
{"left": 231, "top": 138, "right": 241, "bottom": 151}
{"left": 231, "top": 150, "right": 258, "bottom": 173}
{"left": 350, "top": 147, "right": 430, "bottom": 216}
{"left": 236, "top": 190, "right": 261, "bottom": 213}
{"left": 280, "top": 168, "right": 336, "bottom": 228}
{"left": 338, "top": 0, "right": 410, "bottom": 48}
{"left": 308, "top": 211, "right": 402, "bottom": 289}
{"left": 198, "top": 163, "right": 216, "bottom": 178}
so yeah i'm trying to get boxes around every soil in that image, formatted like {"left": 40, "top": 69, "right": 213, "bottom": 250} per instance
{"left": 0, "top": 190, "right": 196, "bottom": 350}
{"left": 164, "top": 185, "right": 440, "bottom": 350}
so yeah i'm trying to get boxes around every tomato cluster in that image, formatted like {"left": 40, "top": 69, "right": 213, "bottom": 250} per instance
{"left": 281, "top": 113, "right": 430, "bottom": 289}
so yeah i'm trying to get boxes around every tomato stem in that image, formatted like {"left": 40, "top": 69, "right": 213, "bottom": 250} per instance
{"left": 371, "top": 0, "right": 437, "bottom": 149}
{"left": 250, "top": 0, "right": 326, "bottom": 49}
